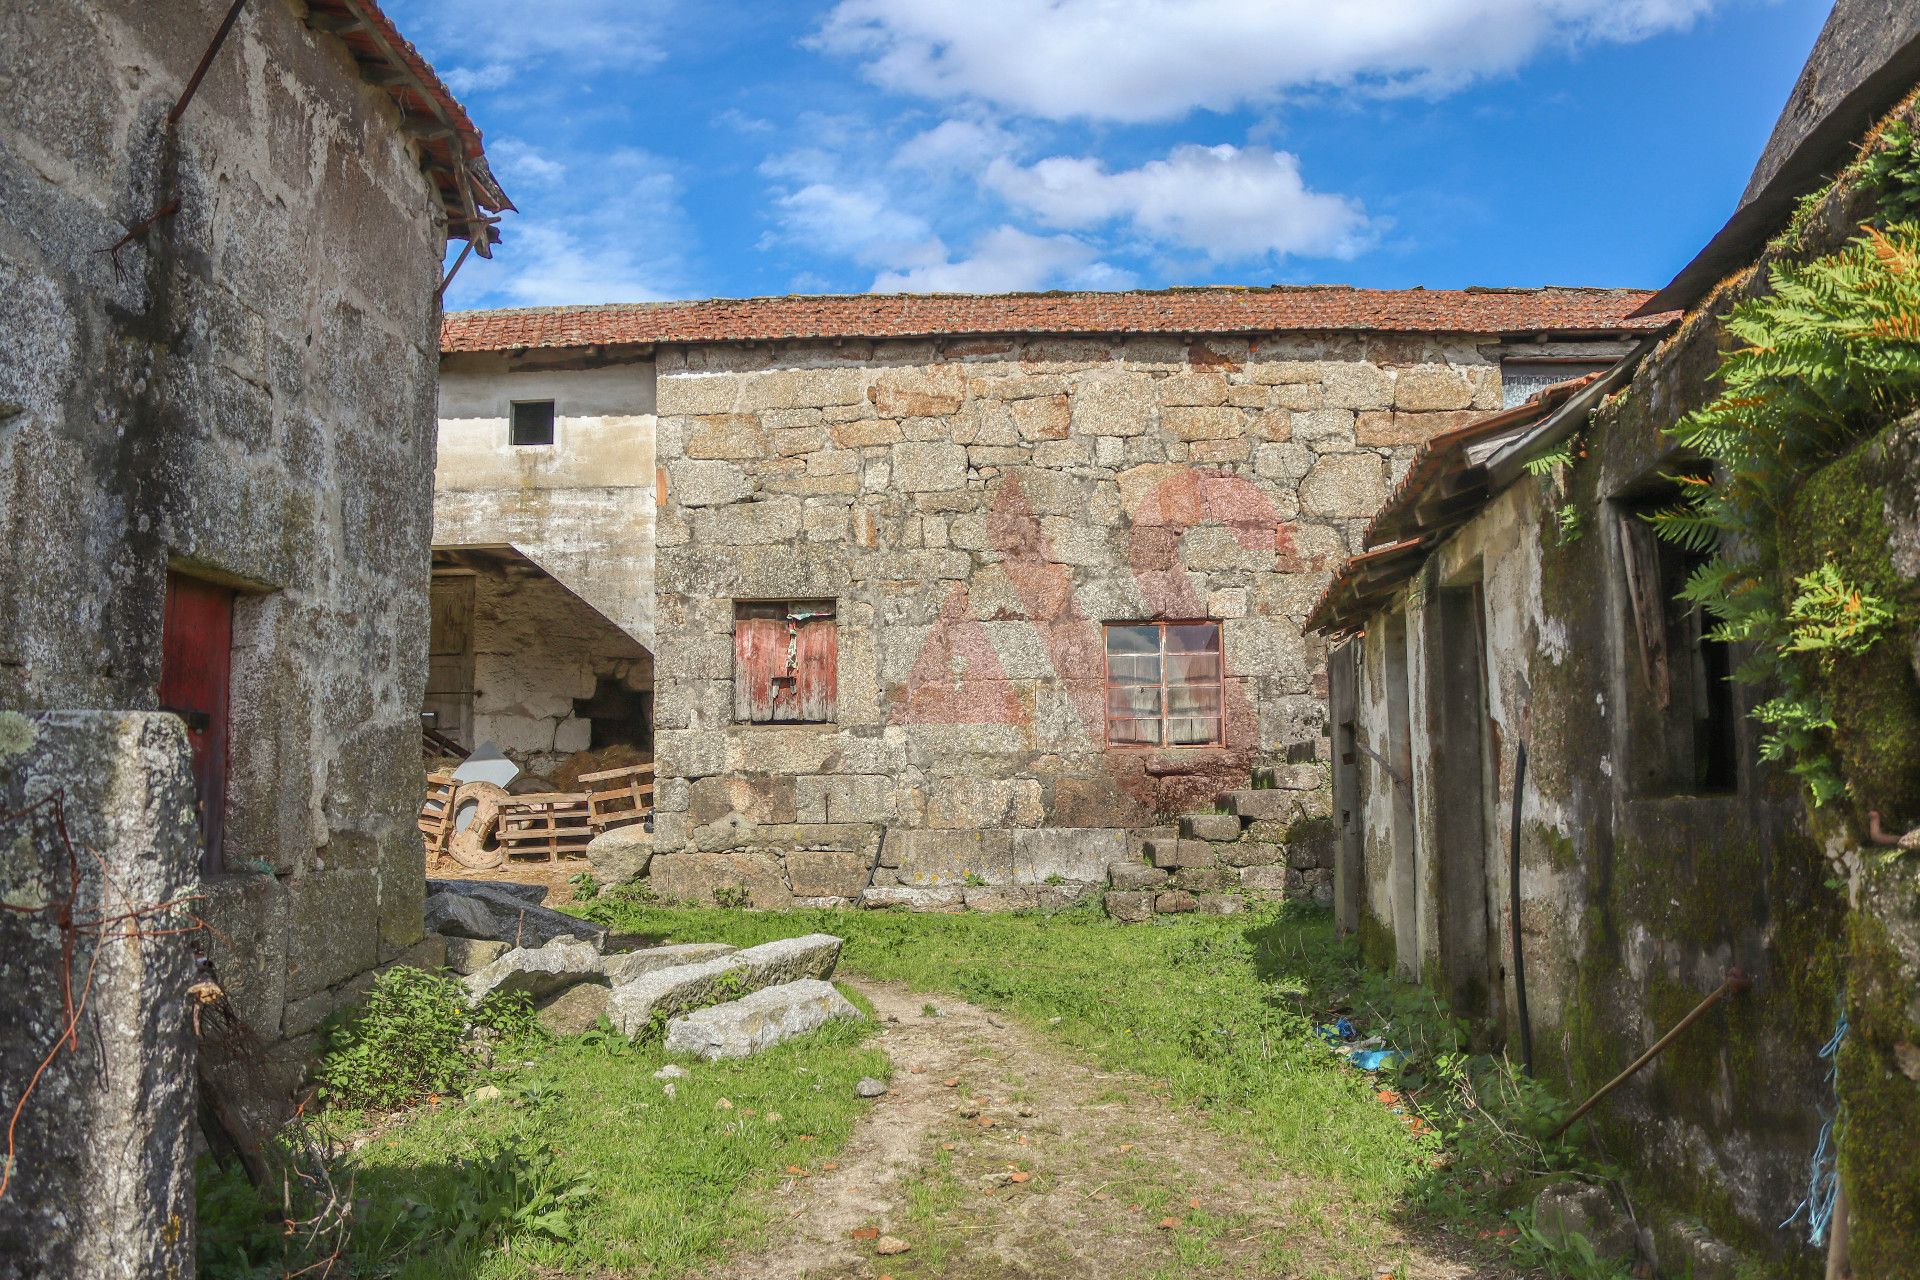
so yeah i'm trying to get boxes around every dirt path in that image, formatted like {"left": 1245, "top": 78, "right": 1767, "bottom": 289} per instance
{"left": 716, "top": 980, "right": 1502, "bottom": 1280}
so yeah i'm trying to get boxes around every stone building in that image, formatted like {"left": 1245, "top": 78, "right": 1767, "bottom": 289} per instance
{"left": 1305, "top": 4, "right": 1920, "bottom": 1271}
{"left": 440, "top": 290, "right": 1661, "bottom": 907}
{"left": 431, "top": 352, "right": 657, "bottom": 774}
{"left": 0, "top": 1, "right": 502, "bottom": 1270}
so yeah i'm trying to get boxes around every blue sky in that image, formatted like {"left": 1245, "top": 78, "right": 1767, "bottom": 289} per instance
{"left": 382, "top": 0, "right": 1835, "bottom": 310}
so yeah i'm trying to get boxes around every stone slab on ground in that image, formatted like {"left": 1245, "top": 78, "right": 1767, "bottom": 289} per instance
{"left": 1105, "top": 891, "right": 1155, "bottom": 923}
{"left": 442, "top": 936, "right": 510, "bottom": 975}
{"left": 603, "top": 942, "right": 738, "bottom": 986}
{"left": 609, "top": 933, "right": 845, "bottom": 1035}
{"left": 463, "top": 936, "right": 604, "bottom": 1006}
{"left": 663, "top": 979, "right": 860, "bottom": 1060}
{"left": 427, "top": 881, "right": 607, "bottom": 951}
{"left": 609, "top": 955, "right": 751, "bottom": 1035}
{"left": 1195, "top": 894, "right": 1245, "bottom": 916}
{"left": 861, "top": 885, "right": 965, "bottom": 912}
{"left": 587, "top": 825, "right": 654, "bottom": 886}
{"left": 537, "top": 981, "right": 613, "bottom": 1036}
{"left": 733, "top": 933, "right": 844, "bottom": 983}
{"left": 1155, "top": 890, "right": 1200, "bottom": 914}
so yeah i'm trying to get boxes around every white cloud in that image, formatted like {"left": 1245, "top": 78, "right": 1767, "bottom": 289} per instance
{"left": 986, "top": 143, "right": 1374, "bottom": 261}
{"left": 448, "top": 148, "right": 686, "bottom": 308}
{"left": 873, "top": 225, "right": 1133, "bottom": 292}
{"left": 766, "top": 181, "right": 946, "bottom": 268}
{"left": 816, "top": 0, "right": 1720, "bottom": 122}
{"left": 892, "top": 118, "right": 1022, "bottom": 174}
{"left": 390, "top": 0, "right": 672, "bottom": 90}
{"left": 488, "top": 138, "right": 568, "bottom": 185}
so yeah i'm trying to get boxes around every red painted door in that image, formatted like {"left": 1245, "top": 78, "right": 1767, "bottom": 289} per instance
{"left": 733, "top": 604, "right": 837, "bottom": 723}
{"left": 160, "top": 573, "right": 234, "bottom": 872}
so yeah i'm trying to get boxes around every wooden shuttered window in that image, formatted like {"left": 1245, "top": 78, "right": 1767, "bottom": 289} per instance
{"left": 1104, "top": 621, "right": 1224, "bottom": 747}
{"left": 734, "top": 601, "right": 837, "bottom": 723}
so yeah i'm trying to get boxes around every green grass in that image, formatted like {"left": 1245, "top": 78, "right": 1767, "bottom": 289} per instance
{"left": 581, "top": 898, "right": 1445, "bottom": 1206}
{"left": 363, "top": 1004, "right": 886, "bottom": 1278}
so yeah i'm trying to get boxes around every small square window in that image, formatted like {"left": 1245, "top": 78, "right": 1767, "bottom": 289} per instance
{"left": 734, "top": 600, "right": 837, "bottom": 723}
{"left": 1104, "top": 621, "right": 1224, "bottom": 747}
{"left": 510, "top": 400, "right": 555, "bottom": 446}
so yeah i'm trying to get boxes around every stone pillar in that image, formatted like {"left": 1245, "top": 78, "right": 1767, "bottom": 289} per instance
{"left": 0, "top": 712, "right": 200, "bottom": 1279}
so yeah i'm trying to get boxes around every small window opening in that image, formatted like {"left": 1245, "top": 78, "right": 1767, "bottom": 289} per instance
{"left": 1103, "top": 621, "right": 1224, "bottom": 747}
{"left": 511, "top": 400, "right": 555, "bottom": 446}
{"left": 734, "top": 600, "right": 837, "bottom": 724}
{"left": 1500, "top": 360, "right": 1612, "bottom": 409}
{"left": 1617, "top": 489, "right": 1739, "bottom": 794}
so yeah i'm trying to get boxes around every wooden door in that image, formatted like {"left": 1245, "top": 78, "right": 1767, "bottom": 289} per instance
{"left": 425, "top": 574, "right": 476, "bottom": 746}
{"left": 160, "top": 572, "right": 234, "bottom": 873}
{"left": 734, "top": 604, "right": 837, "bottom": 723}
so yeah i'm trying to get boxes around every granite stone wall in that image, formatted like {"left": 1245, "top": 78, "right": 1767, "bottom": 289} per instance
{"left": 0, "top": 0, "right": 449, "bottom": 1063}
{"left": 649, "top": 331, "right": 1527, "bottom": 908}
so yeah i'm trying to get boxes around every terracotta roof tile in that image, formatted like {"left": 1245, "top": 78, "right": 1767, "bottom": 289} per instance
{"left": 442, "top": 286, "right": 1673, "bottom": 353}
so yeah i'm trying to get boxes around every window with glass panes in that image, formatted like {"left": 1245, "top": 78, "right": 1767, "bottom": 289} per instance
{"left": 1103, "top": 622, "right": 1224, "bottom": 747}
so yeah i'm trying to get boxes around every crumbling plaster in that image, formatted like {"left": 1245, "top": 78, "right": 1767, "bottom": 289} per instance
{"left": 436, "top": 353, "right": 657, "bottom": 652}
{"left": 0, "top": 0, "right": 451, "bottom": 1051}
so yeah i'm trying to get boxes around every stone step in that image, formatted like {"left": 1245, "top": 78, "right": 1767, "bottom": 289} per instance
{"left": 1221, "top": 789, "right": 1303, "bottom": 822}
{"left": 1145, "top": 838, "right": 1216, "bottom": 870}
{"left": 609, "top": 933, "right": 844, "bottom": 1036}
{"left": 1177, "top": 812, "right": 1243, "bottom": 842}
{"left": 664, "top": 979, "right": 861, "bottom": 1060}
{"left": 1253, "top": 764, "right": 1324, "bottom": 791}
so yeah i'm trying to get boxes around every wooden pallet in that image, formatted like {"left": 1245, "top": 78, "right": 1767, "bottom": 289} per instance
{"left": 419, "top": 771, "right": 456, "bottom": 866}
{"left": 580, "top": 762, "right": 654, "bottom": 831}
{"left": 495, "top": 792, "right": 594, "bottom": 862}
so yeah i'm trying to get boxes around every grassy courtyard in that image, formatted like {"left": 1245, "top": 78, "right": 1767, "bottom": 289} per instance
{"left": 202, "top": 899, "right": 1599, "bottom": 1278}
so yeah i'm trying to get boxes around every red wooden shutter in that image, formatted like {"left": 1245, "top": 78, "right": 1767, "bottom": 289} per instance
{"left": 792, "top": 616, "right": 837, "bottom": 722}
{"left": 160, "top": 572, "right": 235, "bottom": 872}
{"left": 734, "top": 616, "right": 783, "bottom": 722}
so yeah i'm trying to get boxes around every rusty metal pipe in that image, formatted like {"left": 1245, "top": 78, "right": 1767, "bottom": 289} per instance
{"left": 1550, "top": 967, "right": 1752, "bottom": 1140}
{"left": 169, "top": 0, "right": 251, "bottom": 126}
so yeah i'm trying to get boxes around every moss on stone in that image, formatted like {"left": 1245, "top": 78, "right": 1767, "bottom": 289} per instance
{"left": 1838, "top": 910, "right": 1920, "bottom": 1276}
{"left": 1781, "top": 431, "right": 1920, "bottom": 825}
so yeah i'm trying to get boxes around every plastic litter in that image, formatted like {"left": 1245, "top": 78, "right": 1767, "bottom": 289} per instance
{"left": 1349, "top": 1048, "right": 1407, "bottom": 1072}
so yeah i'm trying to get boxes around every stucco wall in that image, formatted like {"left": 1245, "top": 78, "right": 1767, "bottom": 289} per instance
{"left": 647, "top": 331, "right": 1558, "bottom": 908}
{"left": 0, "top": 0, "right": 448, "bottom": 1053}
{"left": 436, "top": 353, "right": 658, "bottom": 652}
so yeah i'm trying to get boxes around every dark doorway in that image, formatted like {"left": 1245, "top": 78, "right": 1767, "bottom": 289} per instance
{"left": 1426, "top": 580, "right": 1499, "bottom": 1025}
{"left": 160, "top": 571, "right": 234, "bottom": 873}
{"left": 574, "top": 676, "right": 653, "bottom": 752}
{"left": 1329, "top": 641, "right": 1363, "bottom": 936}
{"left": 1383, "top": 613, "right": 1419, "bottom": 980}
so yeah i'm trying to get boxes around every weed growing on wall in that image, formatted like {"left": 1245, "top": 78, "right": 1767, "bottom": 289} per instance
{"left": 1652, "top": 223, "right": 1920, "bottom": 805}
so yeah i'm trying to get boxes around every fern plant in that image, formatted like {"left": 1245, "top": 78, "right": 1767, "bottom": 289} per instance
{"left": 1651, "top": 223, "right": 1920, "bottom": 805}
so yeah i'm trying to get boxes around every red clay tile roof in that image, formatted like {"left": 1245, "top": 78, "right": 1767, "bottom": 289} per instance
{"left": 441, "top": 286, "right": 1673, "bottom": 352}
{"left": 307, "top": 0, "right": 512, "bottom": 250}
{"left": 1302, "top": 373, "right": 1608, "bottom": 639}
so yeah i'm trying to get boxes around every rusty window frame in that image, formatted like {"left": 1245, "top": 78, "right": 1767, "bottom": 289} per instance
{"left": 1101, "top": 620, "right": 1225, "bottom": 748}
